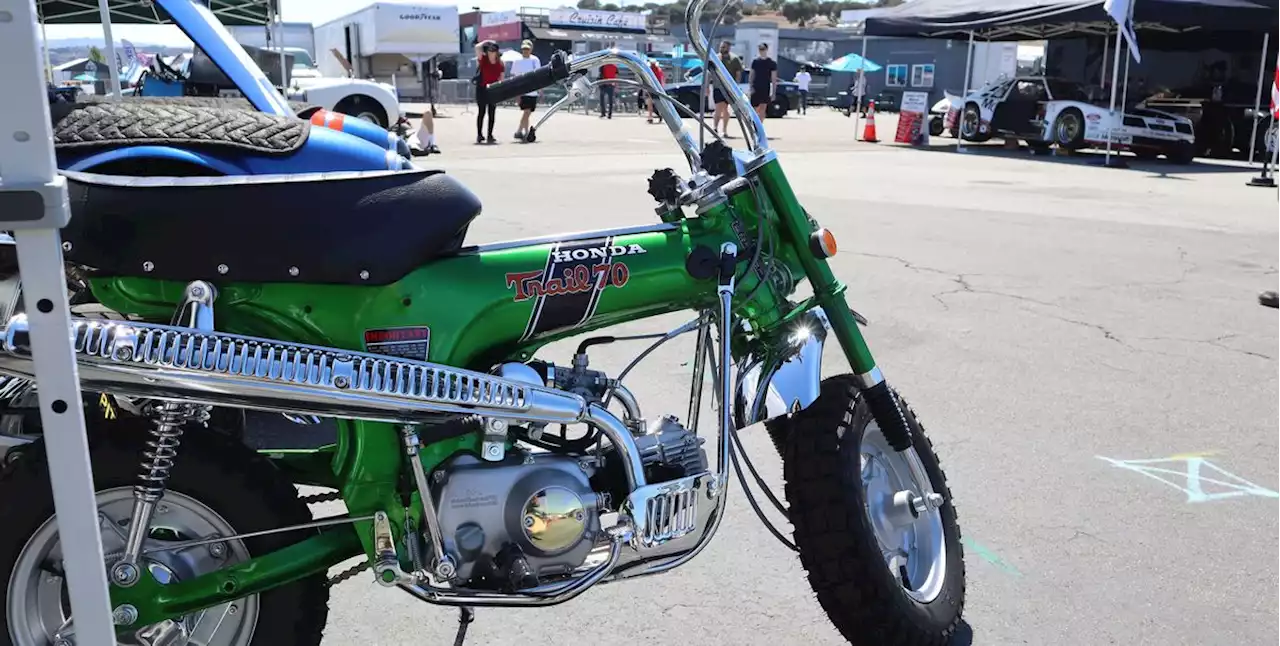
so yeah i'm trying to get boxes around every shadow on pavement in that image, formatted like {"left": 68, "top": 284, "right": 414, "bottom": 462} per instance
{"left": 951, "top": 619, "right": 975, "bottom": 645}
{"left": 904, "top": 139, "right": 1256, "bottom": 175}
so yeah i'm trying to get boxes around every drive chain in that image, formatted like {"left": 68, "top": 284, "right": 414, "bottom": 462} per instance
{"left": 326, "top": 560, "right": 371, "bottom": 587}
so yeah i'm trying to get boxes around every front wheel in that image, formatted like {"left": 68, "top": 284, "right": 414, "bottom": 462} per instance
{"left": 778, "top": 376, "right": 965, "bottom": 645}
{"left": 0, "top": 424, "right": 328, "bottom": 646}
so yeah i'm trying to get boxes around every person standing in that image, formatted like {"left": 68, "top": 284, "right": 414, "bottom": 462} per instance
{"left": 748, "top": 43, "right": 777, "bottom": 121}
{"left": 646, "top": 58, "right": 665, "bottom": 123}
{"left": 711, "top": 40, "right": 744, "bottom": 137}
{"left": 599, "top": 61, "right": 617, "bottom": 119}
{"left": 475, "top": 40, "right": 503, "bottom": 144}
{"left": 510, "top": 40, "right": 541, "bottom": 141}
{"left": 794, "top": 67, "right": 811, "bottom": 115}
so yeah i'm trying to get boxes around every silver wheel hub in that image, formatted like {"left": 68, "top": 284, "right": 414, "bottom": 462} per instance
{"left": 6, "top": 487, "right": 259, "bottom": 646}
{"left": 859, "top": 423, "right": 947, "bottom": 603}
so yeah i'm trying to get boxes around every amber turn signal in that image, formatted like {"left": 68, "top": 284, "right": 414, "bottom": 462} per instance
{"left": 809, "top": 228, "right": 838, "bottom": 258}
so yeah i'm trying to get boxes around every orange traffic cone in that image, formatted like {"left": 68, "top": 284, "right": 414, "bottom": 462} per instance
{"left": 862, "top": 100, "right": 879, "bottom": 143}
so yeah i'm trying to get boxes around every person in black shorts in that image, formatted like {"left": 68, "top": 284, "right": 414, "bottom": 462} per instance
{"left": 748, "top": 43, "right": 777, "bottom": 120}
{"left": 711, "top": 40, "right": 743, "bottom": 137}
{"left": 510, "top": 40, "right": 542, "bottom": 141}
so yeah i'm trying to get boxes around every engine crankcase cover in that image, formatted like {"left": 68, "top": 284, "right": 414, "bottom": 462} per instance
{"left": 433, "top": 453, "right": 601, "bottom": 585}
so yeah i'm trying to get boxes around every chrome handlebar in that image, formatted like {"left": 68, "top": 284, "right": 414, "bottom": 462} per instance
{"left": 518, "top": 1, "right": 770, "bottom": 176}
{"left": 565, "top": 49, "right": 703, "bottom": 172}
{"left": 685, "top": 0, "right": 769, "bottom": 153}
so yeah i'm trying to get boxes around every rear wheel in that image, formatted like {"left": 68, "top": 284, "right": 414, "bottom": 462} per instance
{"left": 776, "top": 376, "right": 965, "bottom": 646}
{"left": 1165, "top": 143, "right": 1196, "bottom": 164}
{"left": 0, "top": 425, "right": 328, "bottom": 646}
{"left": 1053, "top": 109, "right": 1086, "bottom": 150}
{"left": 333, "top": 95, "right": 388, "bottom": 128}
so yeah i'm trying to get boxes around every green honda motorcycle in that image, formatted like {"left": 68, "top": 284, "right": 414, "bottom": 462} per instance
{"left": 0, "top": 2, "right": 964, "bottom": 644}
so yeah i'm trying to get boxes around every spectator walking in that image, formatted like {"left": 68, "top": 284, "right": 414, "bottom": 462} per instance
{"left": 475, "top": 40, "right": 503, "bottom": 144}
{"left": 599, "top": 61, "right": 617, "bottom": 119}
{"left": 794, "top": 67, "right": 811, "bottom": 115}
{"left": 646, "top": 58, "right": 665, "bottom": 123}
{"left": 711, "top": 41, "right": 743, "bottom": 137}
{"left": 511, "top": 40, "right": 541, "bottom": 141}
{"left": 748, "top": 43, "right": 777, "bottom": 121}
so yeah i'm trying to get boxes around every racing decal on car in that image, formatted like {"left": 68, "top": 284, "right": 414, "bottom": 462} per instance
{"left": 364, "top": 326, "right": 431, "bottom": 361}
{"left": 508, "top": 237, "right": 643, "bottom": 341}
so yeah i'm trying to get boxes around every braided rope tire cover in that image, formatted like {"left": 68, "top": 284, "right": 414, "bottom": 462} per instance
{"left": 52, "top": 101, "right": 310, "bottom": 155}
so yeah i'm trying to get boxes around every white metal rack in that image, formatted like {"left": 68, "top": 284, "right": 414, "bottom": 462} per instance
{"left": 0, "top": 0, "right": 115, "bottom": 643}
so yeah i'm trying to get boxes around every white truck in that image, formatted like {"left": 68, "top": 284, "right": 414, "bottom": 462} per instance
{"left": 313, "top": 1, "right": 460, "bottom": 93}
{"left": 227, "top": 22, "right": 402, "bottom": 129}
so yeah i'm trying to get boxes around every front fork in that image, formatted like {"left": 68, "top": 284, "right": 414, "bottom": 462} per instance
{"left": 754, "top": 160, "right": 914, "bottom": 451}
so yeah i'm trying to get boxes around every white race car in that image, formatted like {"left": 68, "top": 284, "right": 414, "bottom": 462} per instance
{"left": 953, "top": 76, "right": 1197, "bottom": 163}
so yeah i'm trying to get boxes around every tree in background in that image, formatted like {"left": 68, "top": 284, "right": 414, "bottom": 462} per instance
{"left": 87, "top": 45, "right": 105, "bottom": 63}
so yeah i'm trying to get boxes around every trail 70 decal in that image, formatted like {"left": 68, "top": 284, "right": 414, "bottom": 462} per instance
{"left": 507, "top": 237, "right": 645, "bottom": 341}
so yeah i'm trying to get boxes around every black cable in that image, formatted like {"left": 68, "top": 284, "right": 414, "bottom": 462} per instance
{"left": 729, "top": 424, "right": 789, "bottom": 519}
{"left": 575, "top": 331, "right": 668, "bottom": 355}
{"left": 728, "top": 431, "right": 798, "bottom": 552}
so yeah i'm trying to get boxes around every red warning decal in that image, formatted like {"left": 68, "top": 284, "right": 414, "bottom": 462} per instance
{"left": 363, "top": 327, "right": 430, "bottom": 361}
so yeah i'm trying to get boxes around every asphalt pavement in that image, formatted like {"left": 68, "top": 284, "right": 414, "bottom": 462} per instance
{"left": 308, "top": 105, "right": 1278, "bottom": 645}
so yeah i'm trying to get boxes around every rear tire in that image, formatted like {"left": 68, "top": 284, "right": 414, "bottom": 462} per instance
{"left": 1053, "top": 109, "right": 1086, "bottom": 150}
{"left": 776, "top": 376, "right": 965, "bottom": 646}
{"left": 1166, "top": 143, "right": 1195, "bottom": 164}
{"left": 333, "top": 95, "right": 388, "bottom": 128}
{"left": 0, "top": 424, "right": 328, "bottom": 646}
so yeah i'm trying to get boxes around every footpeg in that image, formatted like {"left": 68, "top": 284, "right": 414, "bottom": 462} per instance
{"left": 372, "top": 511, "right": 408, "bottom": 587}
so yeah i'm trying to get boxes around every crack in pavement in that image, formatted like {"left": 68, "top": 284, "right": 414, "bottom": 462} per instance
{"left": 855, "top": 251, "right": 1273, "bottom": 362}
{"left": 1135, "top": 333, "right": 1275, "bottom": 361}
{"left": 853, "top": 252, "right": 1059, "bottom": 311}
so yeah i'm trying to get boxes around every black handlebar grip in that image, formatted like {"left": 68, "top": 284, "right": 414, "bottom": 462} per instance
{"left": 483, "top": 51, "right": 571, "bottom": 105}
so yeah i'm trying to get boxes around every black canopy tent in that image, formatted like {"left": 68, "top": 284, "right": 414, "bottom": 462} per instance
{"left": 863, "top": 0, "right": 1278, "bottom": 40}
{"left": 862, "top": 0, "right": 1278, "bottom": 164}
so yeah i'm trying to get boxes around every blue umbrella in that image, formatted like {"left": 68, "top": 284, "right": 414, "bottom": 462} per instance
{"left": 824, "top": 53, "right": 882, "bottom": 73}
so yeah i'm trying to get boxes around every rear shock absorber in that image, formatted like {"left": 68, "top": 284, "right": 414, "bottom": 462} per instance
{"left": 110, "top": 280, "right": 218, "bottom": 587}
{"left": 110, "top": 401, "right": 210, "bottom": 587}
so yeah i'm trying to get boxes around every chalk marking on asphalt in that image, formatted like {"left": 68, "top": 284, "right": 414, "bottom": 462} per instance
{"left": 1096, "top": 455, "right": 1279, "bottom": 503}
{"left": 960, "top": 537, "right": 1022, "bottom": 577}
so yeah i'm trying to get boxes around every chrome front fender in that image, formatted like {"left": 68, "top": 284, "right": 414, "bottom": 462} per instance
{"left": 736, "top": 308, "right": 830, "bottom": 427}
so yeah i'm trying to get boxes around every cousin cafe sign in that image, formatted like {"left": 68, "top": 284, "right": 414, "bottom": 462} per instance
{"left": 549, "top": 8, "right": 647, "bottom": 32}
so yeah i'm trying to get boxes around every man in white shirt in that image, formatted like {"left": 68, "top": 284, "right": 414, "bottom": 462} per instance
{"left": 794, "top": 68, "right": 812, "bottom": 115}
{"left": 510, "top": 40, "right": 541, "bottom": 141}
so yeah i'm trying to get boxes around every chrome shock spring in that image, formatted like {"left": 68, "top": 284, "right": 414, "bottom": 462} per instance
{"left": 135, "top": 401, "right": 210, "bottom": 502}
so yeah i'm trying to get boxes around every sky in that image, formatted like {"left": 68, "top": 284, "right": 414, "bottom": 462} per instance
{"left": 45, "top": 0, "right": 575, "bottom": 46}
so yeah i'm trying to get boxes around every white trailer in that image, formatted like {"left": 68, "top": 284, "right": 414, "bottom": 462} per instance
{"left": 314, "top": 1, "right": 460, "bottom": 94}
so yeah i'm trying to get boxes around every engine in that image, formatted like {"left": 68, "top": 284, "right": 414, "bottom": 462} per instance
{"left": 427, "top": 360, "right": 710, "bottom": 590}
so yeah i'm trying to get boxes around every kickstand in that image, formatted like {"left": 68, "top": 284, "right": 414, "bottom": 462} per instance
{"left": 452, "top": 606, "right": 475, "bottom": 646}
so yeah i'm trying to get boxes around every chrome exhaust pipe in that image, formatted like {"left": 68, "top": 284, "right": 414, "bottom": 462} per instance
{"left": 0, "top": 314, "right": 646, "bottom": 489}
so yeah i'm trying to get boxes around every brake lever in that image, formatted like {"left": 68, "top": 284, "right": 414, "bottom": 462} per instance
{"left": 527, "top": 73, "right": 596, "bottom": 140}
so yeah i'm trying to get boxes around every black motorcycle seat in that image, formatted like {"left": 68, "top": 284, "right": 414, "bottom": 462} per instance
{"left": 60, "top": 169, "right": 481, "bottom": 286}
